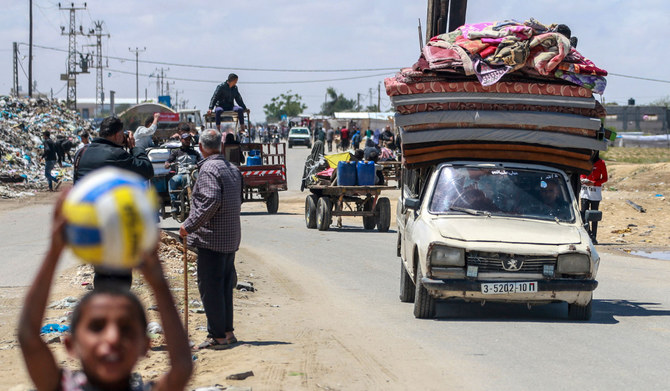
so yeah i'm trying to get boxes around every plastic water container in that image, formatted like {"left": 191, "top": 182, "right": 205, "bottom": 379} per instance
{"left": 248, "top": 149, "right": 261, "bottom": 157}
{"left": 337, "top": 161, "right": 357, "bottom": 186}
{"left": 246, "top": 156, "right": 262, "bottom": 166}
{"left": 356, "top": 161, "right": 375, "bottom": 186}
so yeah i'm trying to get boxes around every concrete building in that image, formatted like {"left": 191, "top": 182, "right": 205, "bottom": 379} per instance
{"left": 604, "top": 104, "right": 669, "bottom": 134}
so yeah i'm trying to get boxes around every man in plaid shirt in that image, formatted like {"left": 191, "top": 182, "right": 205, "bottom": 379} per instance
{"left": 180, "top": 128, "right": 243, "bottom": 350}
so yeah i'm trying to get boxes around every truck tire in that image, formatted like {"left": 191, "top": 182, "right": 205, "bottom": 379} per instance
{"left": 362, "top": 198, "right": 376, "bottom": 230}
{"left": 568, "top": 297, "right": 593, "bottom": 321}
{"left": 266, "top": 191, "right": 279, "bottom": 214}
{"left": 413, "top": 266, "right": 436, "bottom": 319}
{"left": 288, "top": 142, "right": 293, "bottom": 149}
{"left": 305, "top": 194, "right": 318, "bottom": 229}
{"left": 399, "top": 259, "right": 415, "bottom": 303}
{"left": 316, "top": 197, "right": 332, "bottom": 231}
{"left": 376, "top": 197, "right": 391, "bottom": 232}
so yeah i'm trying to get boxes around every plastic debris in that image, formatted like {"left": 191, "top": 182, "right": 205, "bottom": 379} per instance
{"left": 147, "top": 321, "right": 163, "bottom": 334}
{"left": 0, "top": 95, "right": 94, "bottom": 198}
{"left": 41, "top": 324, "right": 70, "bottom": 334}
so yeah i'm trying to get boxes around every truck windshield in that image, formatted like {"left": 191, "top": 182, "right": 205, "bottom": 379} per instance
{"left": 291, "top": 128, "right": 309, "bottom": 135}
{"left": 429, "top": 166, "right": 575, "bottom": 222}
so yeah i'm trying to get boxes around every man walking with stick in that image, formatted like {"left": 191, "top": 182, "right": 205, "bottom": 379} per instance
{"left": 179, "top": 128, "right": 243, "bottom": 350}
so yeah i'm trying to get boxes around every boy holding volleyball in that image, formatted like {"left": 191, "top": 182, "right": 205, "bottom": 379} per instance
{"left": 18, "top": 192, "right": 193, "bottom": 391}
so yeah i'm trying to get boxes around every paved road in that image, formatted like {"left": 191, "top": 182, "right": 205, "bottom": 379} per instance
{"left": 159, "top": 145, "right": 670, "bottom": 390}
{"left": 0, "top": 202, "right": 77, "bottom": 287}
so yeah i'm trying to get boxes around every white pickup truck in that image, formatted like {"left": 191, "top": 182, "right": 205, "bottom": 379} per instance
{"left": 397, "top": 161, "right": 601, "bottom": 320}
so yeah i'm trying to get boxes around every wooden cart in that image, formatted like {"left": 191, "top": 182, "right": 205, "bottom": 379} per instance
{"left": 304, "top": 185, "right": 395, "bottom": 232}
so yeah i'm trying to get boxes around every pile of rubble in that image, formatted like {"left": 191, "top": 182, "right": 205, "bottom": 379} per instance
{"left": 0, "top": 95, "right": 93, "bottom": 198}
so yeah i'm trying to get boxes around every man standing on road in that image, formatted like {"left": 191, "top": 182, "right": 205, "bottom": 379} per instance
{"left": 340, "top": 126, "right": 350, "bottom": 151}
{"left": 134, "top": 112, "right": 160, "bottom": 150}
{"left": 180, "top": 128, "right": 243, "bottom": 350}
{"left": 326, "top": 127, "right": 335, "bottom": 152}
{"left": 41, "top": 131, "right": 60, "bottom": 191}
{"left": 75, "top": 131, "right": 90, "bottom": 153}
{"left": 207, "top": 73, "right": 249, "bottom": 133}
{"left": 73, "top": 116, "right": 154, "bottom": 290}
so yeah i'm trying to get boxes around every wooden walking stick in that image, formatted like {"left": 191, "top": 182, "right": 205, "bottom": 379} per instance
{"left": 183, "top": 235, "right": 189, "bottom": 333}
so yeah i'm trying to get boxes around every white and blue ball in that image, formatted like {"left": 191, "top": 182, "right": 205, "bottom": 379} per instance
{"left": 62, "top": 167, "right": 159, "bottom": 270}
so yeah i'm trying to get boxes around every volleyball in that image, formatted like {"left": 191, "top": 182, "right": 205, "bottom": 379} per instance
{"left": 62, "top": 167, "right": 159, "bottom": 270}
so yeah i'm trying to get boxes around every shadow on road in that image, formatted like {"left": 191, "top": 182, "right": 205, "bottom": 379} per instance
{"left": 427, "top": 299, "right": 670, "bottom": 324}
{"left": 241, "top": 212, "right": 298, "bottom": 216}
{"left": 325, "top": 227, "right": 397, "bottom": 234}
{"left": 239, "top": 340, "right": 293, "bottom": 347}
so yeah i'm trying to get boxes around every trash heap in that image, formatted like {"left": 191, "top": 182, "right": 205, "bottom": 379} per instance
{"left": 386, "top": 19, "right": 612, "bottom": 173}
{"left": 0, "top": 95, "right": 92, "bottom": 198}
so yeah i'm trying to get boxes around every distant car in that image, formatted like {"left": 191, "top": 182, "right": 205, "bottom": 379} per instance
{"left": 288, "top": 127, "right": 311, "bottom": 149}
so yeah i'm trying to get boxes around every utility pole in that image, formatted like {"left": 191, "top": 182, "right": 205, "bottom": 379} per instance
{"left": 377, "top": 82, "right": 381, "bottom": 112}
{"left": 357, "top": 93, "right": 360, "bottom": 112}
{"left": 129, "top": 47, "right": 145, "bottom": 104}
{"left": 12, "top": 42, "right": 19, "bottom": 97}
{"left": 28, "top": 0, "right": 33, "bottom": 97}
{"left": 59, "top": 2, "right": 88, "bottom": 110}
{"left": 88, "top": 21, "right": 110, "bottom": 116}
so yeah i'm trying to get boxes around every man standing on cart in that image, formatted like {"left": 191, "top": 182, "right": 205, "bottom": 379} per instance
{"left": 207, "top": 73, "right": 250, "bottom": 133}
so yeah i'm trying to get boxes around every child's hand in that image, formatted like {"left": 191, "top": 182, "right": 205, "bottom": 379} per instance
{"left": 50, "top": 189, "right": 69, "bottom": 254}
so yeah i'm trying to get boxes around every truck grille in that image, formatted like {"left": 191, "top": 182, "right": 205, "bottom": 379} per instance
{"left": 467, "top": 252, "right": 556, "bottom": 273}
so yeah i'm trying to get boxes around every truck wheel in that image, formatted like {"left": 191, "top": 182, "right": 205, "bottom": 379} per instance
{"left": 316, "top": 197, "right": 332, "bottom": 231}
{"left": 413, "top": 267, "right": 435, "bottom": 319}
{"left": 305, "top": 194, "right": 318, "bottom": 229}
{"left": 399, "top": 259, "right": 415, "bottom": 303}
{"left": 288, "top": 142, "right": 293, "bottom": 149}
{"left": 568, "top": 297, "right": 593, "bottom": 321}
{"left": 376, "top": 197, "right": 391, "bottom": 232}
{"left": 362, "top": 198, "right": 376, "bottom": 230}
{"left": 266, "top": 191, "right": 279, "bottom": 214}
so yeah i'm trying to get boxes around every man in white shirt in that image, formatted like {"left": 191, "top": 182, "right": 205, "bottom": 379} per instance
{"left": 134, "top": 112, "right": 160, "bottom": 150}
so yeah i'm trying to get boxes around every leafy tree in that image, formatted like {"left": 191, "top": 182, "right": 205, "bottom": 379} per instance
{"left": 320, "top": 87, "right": 356, "bottom": 116}
{"left": 263, "top": 91, "right": 307, "bottom": 122}
{"left": 365, "top": 104, "right": 380, "bottom": 112}
{"left": 649, "top": 95, "right": 670, "bottom": 107}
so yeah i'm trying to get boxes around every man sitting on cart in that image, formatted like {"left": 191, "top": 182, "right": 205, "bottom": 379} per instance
{"left": 165, "top": 130, "right": 201, "bottom": 213}
{"left": 207, "top": 73, "right": 250, "bottom": 132}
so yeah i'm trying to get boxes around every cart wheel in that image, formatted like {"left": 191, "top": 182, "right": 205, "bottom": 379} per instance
{"left": 362, "top": 198, "right": 376, "bottom": 230}
{"left": 266, "top": 190, "right": 279, "bottom": 214}
{"left": 316, "top": 197, "right": 332, "bottom": 231}
{"left": 376, "top": 197, "right": 391, "bottom": 232}
{"left": 305, "top": 194, "right": 318, "bottom": 229}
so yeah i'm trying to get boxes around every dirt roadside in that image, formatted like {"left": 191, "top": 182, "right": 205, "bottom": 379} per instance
{"left": 0, "top": 162, "right": 668, "bottom": 390}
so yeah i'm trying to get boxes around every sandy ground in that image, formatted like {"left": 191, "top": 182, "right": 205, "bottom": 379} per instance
{"left": 1, "top": 162, "right": 669, "bottom": 390}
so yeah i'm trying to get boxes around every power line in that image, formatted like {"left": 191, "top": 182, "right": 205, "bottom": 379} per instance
{"left": 106, "top": 68, "right": 391, "bottom": 85}
{"left": 22, "top": 43, "right": 399, "bottom": 73}
{"left": 608, "top": 73, "right": 670, "bottom": 84}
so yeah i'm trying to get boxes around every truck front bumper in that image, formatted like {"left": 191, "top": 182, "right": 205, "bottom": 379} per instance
{"left": 421, "top": 278, "right": 597, "bottom": 305}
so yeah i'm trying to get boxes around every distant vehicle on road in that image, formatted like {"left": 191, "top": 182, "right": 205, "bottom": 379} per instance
{"left": 288, "top": 127, "right": 311, "bottom": 149}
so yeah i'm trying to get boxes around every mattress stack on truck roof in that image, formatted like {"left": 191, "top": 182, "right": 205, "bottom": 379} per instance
{"left": 385, "top": 19, "right": 611, "bottom": 174}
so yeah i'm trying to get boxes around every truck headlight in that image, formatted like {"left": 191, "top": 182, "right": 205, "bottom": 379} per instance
{"left": 557, "top": 253, "right": 590, "bottom": 274}
{"left": 429, "top": 245, "right": 465, "bottom": 267}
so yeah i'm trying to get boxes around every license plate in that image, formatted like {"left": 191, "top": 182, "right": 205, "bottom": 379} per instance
{"left": 481, "top": 281, "right": 538, "bottom": 295}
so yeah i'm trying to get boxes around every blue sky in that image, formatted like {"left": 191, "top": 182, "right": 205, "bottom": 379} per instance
{"left": 1, "top": 0, "right": 669, "bottom": 118}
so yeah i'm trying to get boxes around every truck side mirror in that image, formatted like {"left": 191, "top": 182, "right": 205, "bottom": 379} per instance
{"left": 585, "top": 210, "right": 602, "bottom": 222}
{"left": 404, "top": 197, "right": 421, "bottom": 211}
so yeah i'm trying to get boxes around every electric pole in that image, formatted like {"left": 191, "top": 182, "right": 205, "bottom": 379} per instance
{"left": 129, "top": 47, "right": 145, "bottom": 104}
{"left": 28, "top": 0, "right": 33, "bottom": 97}
{"left": 12, "top": 42, "right": 19, "bottom": 97}
{"left": 378, "top": 82, "right": 381, "bottom": 112}
{"left": 88, "top": 21, "right": 109, "bottom": 116}
{"left": 59, "top": 2, "right": 88, "bottom": 110}
{"left": 357, "top": 93, "right": 360, "bottom": 112}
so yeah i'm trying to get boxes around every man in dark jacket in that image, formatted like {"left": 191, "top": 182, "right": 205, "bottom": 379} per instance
{"left": 180, "top": 128, "right": 243, "bottom": 349}
{"left": 41, "top": 131, "right": 60, "bottom": 191}
{"left": 73, "top": 116, "right": 154, "bottom": 183}
{"left": 73, "top": 116, "right": 154, "bottom": 290}
{"left": 207, "top": 73, "right": 249, "bottom": 132}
